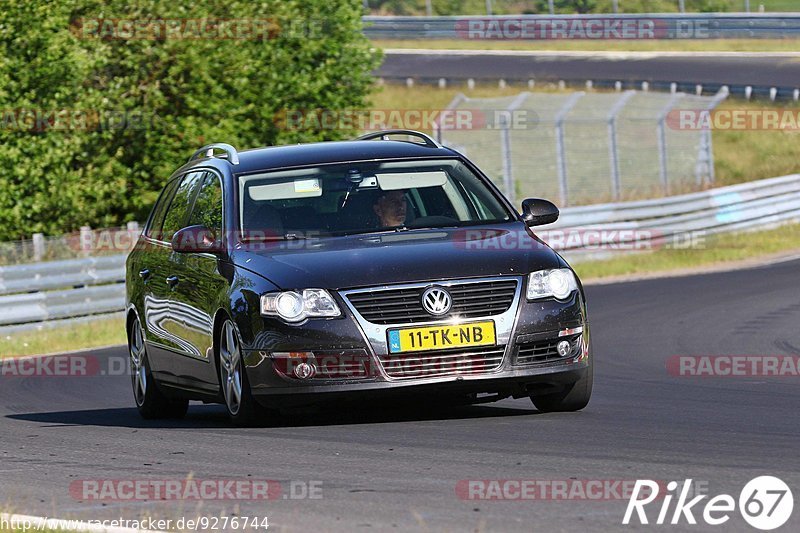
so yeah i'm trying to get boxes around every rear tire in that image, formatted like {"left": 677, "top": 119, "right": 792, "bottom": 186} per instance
{"left": 218, "top": 320, "right": 268, "bottom": 427}
{"left": 530, "top": 356, "right": 593, "bottom": 413}
{"left": 129, "top": 318, "right": 189, "bottom": 419}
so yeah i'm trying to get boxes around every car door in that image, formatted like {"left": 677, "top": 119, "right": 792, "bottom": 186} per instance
{"left": 144, "top": 171, "right": 204, "bottom": 380}
{"left": 166, "top": 171, "right": 228, "bottom": 390}
{"left": 136, "top": 177, "right": 180, "bottom": 372}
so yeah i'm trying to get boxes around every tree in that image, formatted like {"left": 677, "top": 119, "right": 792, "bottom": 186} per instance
{"left": 0, "top": 0, "right": 380, "bottom": 239}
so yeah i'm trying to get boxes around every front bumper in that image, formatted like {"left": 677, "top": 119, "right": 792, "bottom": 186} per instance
{"left": 240, "top": 277, "right": 590, "bottom": 406}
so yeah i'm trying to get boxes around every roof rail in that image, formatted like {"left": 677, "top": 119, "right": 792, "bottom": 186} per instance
{"left": 356, "top": 129, "right": 442, "bottom": 149}
{"left": 188, "top": 143, "right": 240, "bottom": 165}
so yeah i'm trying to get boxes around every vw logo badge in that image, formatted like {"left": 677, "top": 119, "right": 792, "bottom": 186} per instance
{"left": 422, "top": 286, "right": 452, "bottom": 316}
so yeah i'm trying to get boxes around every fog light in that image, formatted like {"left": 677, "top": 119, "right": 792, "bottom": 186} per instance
{"left": 557, "top": 340, "right": 571, "bottom": 357}
{"left": 293, "top": 362, "right": 316, "bottom": 380}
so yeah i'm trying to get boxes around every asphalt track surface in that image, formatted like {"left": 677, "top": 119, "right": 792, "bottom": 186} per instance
{"left": 2, "top": 259, "right": 799, "bottom": 532}
{"left": 377, "top": 50, "right": 800, "bottom": 91}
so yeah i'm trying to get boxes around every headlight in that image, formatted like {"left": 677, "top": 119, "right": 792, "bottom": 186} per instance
{"left": 261, "top": 289, "right": 341, "bottom": 322}
{"left": 527, "top": 269, "right": 578, "bottom": 301}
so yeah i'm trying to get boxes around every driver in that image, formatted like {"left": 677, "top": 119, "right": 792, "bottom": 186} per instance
{"left": 372, "top": 190, "right": 408, "bottom": 227}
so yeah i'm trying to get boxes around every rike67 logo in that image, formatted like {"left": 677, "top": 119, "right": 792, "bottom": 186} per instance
{"left": 623, "top": 477, "right": 794, "bottom": 530}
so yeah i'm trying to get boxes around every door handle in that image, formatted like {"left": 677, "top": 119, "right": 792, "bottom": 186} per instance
{"left": 138, "top": 269, "right": 151, "bottom": 281}
{"left": 166, "top": 275, "right": 180, "bottom": 289}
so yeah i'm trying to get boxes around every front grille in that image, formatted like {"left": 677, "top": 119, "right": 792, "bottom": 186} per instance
{"left": 378, "top": 345, "right": 505, "bottom": 379}
{"left": 515, "top": 334, "right": 581, "bottom": 365}
{"left": 345, "top": 279, "right": 518, "bottom": 325}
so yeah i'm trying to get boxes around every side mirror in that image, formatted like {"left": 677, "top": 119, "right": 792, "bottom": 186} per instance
{"left": 521, "top": 198, "right": 559, "bottom": 227}
{"left": 172, "top": 225, "right": 224, "bottom": 254}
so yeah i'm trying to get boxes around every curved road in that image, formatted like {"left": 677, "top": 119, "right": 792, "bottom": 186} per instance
{"left": 2, "top": 259, "right": 799, "bottom": 531}
{"left": 378, "top": 50, "right": 800, "bottom": 95}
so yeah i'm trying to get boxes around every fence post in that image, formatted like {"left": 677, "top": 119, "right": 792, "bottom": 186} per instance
{"left": 32, "top": 233, "right": 45, "bottom": 262}
{"left": 80, "top": 226, "right": 93, "bottom": 256}
{"left": 554, "top": 92, "right": 585, "bottom": 207}
{"left": 607, "top": 91, "right": 636, "bottom": 201}
{"left": 435, "top": 92, "right": 466, "bottom": 145}
{"left": 696, "top": 87, "right": 729, "bottom": 186}
{"left": 657, "top": 93, "right": 684, "bottom": 195}
{"left": 498, "top": 92, "right": 530, "bottom": 206}
{"left": 499, "top": 114, "right": 514, "bottom": 205}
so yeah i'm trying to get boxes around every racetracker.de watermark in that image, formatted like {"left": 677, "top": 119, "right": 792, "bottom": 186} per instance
{"left": 69, "top": 479, "right": 322, "bottom": 501}
{"left": 455, "top": 17, "right": 709, "bottom": 40}
{"left": 455, "top": 479, "right": 674, "bottom": 501}
{"left": 452, "top": 228, "right": 706, "bottom": 252}
{"left": 0, "top": 354, "right": 125, "bottom": 377}
{"left": 273, "top": 108, "right": 538, "bottom": 132}
{"left": 69, "top": 17, "right": 324, "bottom": 40}
{"left": 667, "top": 355, "right": 800, "bottom": 377}
{"left": 668, "top": 109, "right": 800, "bottom": 131}
{"left": 0, "top": 109, "right": 153, "bottom": 132}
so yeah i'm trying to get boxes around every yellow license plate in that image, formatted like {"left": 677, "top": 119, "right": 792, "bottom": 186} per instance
{"left": 387, "top": 321, "right": 496, "bottom": 354}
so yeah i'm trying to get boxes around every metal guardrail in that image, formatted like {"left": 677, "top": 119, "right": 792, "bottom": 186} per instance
{"left": 363, "top": 14, "right": 800, "bottom": 40}
{"left": 1, "top": 173, "right": 798, "bottom": 330}
{"left": 554, "top": 173, "right": 800, "bottom": 262}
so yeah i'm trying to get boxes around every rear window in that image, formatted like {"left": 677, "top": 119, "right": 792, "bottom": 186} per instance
{"left": 238, "top": 159, "right": 511, "bottom": 239}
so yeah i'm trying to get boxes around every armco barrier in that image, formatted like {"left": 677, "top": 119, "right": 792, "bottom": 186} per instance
{"left": 1, "top": 173, "right": 798, "bottom": 330}
{"left": 363, "top": 14, "right": 800, "bottom": 40}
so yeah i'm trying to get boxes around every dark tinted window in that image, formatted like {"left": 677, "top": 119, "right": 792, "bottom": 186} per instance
{"left": 187, "top": 172, "right": 223, "bottom": 235}
{"left": 161, "top": 172, "right": 204, "bottom": 242}
{"left": 238, "top": 159, "right": 511, "bottom": 238}
{"left": 145, "top": 178, "right": 180, "bottom": 239}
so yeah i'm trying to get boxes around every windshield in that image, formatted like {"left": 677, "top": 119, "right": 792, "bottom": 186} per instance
{"left": 238, "top": 159, "right": 512, "bottom": 239}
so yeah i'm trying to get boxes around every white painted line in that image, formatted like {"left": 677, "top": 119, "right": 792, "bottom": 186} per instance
{"left": 384, "top": 48, "right": 800, "bottom": 59}
{"left": 0, "top": 513, "right": 162, "bottom": 532}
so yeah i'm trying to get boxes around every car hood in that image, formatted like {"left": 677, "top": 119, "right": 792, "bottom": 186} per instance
{"left": 230, "top": 223, "right": 563, "bottom": 290}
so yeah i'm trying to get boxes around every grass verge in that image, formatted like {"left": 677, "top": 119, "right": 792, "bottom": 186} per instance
{"left": 373, "top": 38, "right": 800, "bottom": 53}
{"left": 573, "top": 223, "right": 800, "bottom": 281}
{"left": 0, "top": 316, "right": 126, "bottom": 359}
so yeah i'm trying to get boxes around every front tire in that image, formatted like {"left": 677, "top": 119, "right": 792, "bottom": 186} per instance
{"left": 530, "top": 356, "right": 593, "bottom": 413}
{"left": 129, "top": 318, "right": 188, "bottom": 419}
{"left": 218, "top": 320, "right": 267, "bottom": 426}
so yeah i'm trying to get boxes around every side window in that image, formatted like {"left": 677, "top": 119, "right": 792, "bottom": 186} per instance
{"left": 161, "top": 172, "right": 204, "bottom": 242}
{"left": 187, "top": 172, "right": 223, "bottom": 235}
{"left": 145, "top": 179, "right": 180, "bottom": 240}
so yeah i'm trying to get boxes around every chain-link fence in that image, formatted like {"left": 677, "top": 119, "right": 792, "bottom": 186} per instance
{"left": 437, "top": 88, "right": 728, "bottom": 206}
{"left": 0, "top": 223, "right": 140, "bottom": 266}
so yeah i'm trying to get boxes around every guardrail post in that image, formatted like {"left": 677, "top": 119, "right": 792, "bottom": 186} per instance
{"left": 607, "top": 91, "right": 636, "bottom": 201}
{"left": 32, "top": 233, "right": 44, "bottom": 262}
{"left": 554, "top": 92, "right": 585, "bottom": 207}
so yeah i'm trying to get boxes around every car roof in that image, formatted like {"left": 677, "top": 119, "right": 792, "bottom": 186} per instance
{"left": 230, "top": 139, "right": 459, "bottom": 174}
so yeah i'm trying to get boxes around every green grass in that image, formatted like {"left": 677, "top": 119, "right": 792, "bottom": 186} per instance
{"left": 0, "top": 316, "right": 126, "bottom": 359}
{"left": 373, "top": 38, "right": 800, "bottom": 53}
{"left": 573, "top": 223, "right": 800, "bottom": 280}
